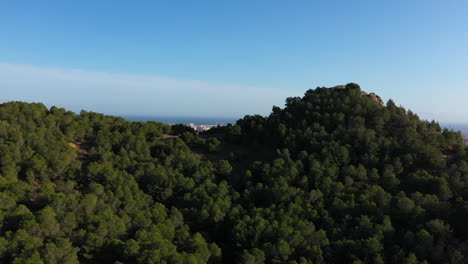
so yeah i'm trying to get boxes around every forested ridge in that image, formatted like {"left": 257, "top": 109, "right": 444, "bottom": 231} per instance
{"left": 1, "top": 83, "right": 468, "bottom": 263}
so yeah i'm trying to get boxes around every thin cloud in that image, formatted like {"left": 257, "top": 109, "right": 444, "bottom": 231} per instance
{"left": 0, "top": 62, "right": 296, "bottom": 118}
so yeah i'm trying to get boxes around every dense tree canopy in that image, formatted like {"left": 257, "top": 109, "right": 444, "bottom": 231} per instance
{"left": 1, "top": 84, "right": 468, "bottom": 263}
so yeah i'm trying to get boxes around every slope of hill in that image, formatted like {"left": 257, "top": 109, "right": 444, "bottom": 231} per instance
{"left": 0, "top": 83, "right": 467, "bottom": 263}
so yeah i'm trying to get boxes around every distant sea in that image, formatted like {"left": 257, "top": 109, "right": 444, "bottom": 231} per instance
{"left": 441, "top": 123, "right": 468, "bottom": 132}
{"left": 120, "top": 116, "right": 468, "bottom": 132}
{"left": 121, "top": 116, "right": 239, "bottom": 125}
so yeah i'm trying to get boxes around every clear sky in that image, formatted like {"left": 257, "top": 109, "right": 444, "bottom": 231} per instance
{"left": 1, "top": 1, "right": 467, "bottom": 122}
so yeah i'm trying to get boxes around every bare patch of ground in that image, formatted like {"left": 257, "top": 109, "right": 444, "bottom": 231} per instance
{"left": 67, "top": 140, "right": 91, "bottom": 162}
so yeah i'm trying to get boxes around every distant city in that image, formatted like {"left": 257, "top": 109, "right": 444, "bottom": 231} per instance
{"left": 122, "top": 116, "right": 468, "bottom": 130}
{"left": 440, "top": 123, "right": 468, "bottom": 145}
{"left": 121, "top": 116, "right": 468, "bottom": 142}
{"left": 122, "top": 115, "right": 237, "bottom": 133}
{"left": 122, "top": 115, "right": 238, "bottom": 126}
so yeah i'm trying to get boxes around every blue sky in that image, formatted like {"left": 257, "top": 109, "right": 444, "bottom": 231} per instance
{"left": 1, "top": 1, "right": 468, "bottom": 122}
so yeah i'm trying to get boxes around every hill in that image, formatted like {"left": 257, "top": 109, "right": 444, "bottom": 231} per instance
{"left": 0, "top": 83, "right": 467, "bottom": 263}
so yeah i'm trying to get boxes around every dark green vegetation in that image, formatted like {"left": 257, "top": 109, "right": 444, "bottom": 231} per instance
{"left": 1, "top": 84, "right": 468, "bottom": 263}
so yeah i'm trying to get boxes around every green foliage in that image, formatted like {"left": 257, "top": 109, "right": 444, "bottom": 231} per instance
{"left": 1, "top": 85, "right": 468, "bottom": 263}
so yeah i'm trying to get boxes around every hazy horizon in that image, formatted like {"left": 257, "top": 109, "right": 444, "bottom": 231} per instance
{"left": 122, "top": 113, "right": 468, "bottom": 132}
{"left": 1, "top": 1, "right": 468, "bottom": 122}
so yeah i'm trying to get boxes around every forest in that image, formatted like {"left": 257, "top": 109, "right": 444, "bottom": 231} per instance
{"left": 0, "top": 83, "right": 468, "bottom": 263}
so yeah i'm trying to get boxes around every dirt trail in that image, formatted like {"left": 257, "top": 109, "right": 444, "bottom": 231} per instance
{"left": 67, "top": 140, "right": 91, "bottom": 162}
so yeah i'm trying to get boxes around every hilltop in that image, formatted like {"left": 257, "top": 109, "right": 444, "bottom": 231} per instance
{"left": 0, "top": 84, "right": 467, "bottom": 263}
